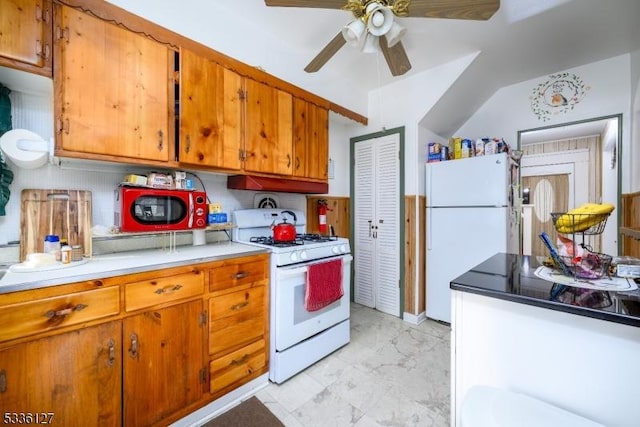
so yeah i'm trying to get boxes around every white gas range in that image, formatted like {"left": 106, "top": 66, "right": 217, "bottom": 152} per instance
{"left": 232, "top": 208, "right": 352, "bottom": 383}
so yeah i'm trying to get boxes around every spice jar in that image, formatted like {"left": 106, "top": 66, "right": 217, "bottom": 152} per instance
{"left": 61, "top": 245, "right": 72, "bottom": 264}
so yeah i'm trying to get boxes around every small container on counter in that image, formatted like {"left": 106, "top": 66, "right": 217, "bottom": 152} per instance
{"left": 61, "top": 245, "right": 72, "bottom": 264}
{"left": 44, "top": 235, "right": 61, "bottom": 261}
{"left": 71, "top": 245, "right": 83, "bottom": 262}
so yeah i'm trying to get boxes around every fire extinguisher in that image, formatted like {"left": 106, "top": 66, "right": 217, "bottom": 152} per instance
{"left": 317, "top": 199, "right": 330, "bottom": 234}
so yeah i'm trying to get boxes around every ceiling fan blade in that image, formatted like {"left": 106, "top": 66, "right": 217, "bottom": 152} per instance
{"left": 405, "top": 0, "right": 500, "bottom": 20}
{"left": 264, "top": 0, "right": 347, "bottom": 9}
{"left": 379, "top": 38, "right": 411, "bottom": 76}
{"left": 304, "top": 32, "right": 346, "bottom": 73}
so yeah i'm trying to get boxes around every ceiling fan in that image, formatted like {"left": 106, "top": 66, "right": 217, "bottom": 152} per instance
{"left": 264, "top": 0, "right": 500, "bottom": 76}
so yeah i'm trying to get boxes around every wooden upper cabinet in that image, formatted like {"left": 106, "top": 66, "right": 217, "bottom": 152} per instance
{"left": 54, "top": 4, "right": 173, "bottom": 162}
{"left": 293, "top": 98, "right": 329, "bottom": 181}
{"left": 0, "top": 0, "right": 52, "bottom": 75}
{"left": 179, "top": 48, "right": 243, "bottom": 170}
{"left": 244, "top": 79, "right": 293, "bottom": 175}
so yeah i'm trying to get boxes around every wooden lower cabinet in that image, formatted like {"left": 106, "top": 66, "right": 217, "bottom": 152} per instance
{"left": 123, "top": 299, "right": 206, "bottom": 426}
{"left": 207, "top": 254, "right": 270, "bottom": 398}
{"left": 0, "top": 321, "right": 122, "bottom": 427}
{"left": 0, "top": 253, "right": 270, "bottom": 426}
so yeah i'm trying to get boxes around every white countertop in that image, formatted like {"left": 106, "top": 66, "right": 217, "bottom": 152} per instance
{"left": 0, "top": 242, "right": 268, "bottom": 294}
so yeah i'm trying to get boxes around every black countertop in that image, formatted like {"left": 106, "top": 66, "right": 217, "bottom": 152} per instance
{"left": 450, "top": 253, "right": 640, "bottom": 327}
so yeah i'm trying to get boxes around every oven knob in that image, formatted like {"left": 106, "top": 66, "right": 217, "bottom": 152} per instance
{"left": 331, "top": 246, "right": 340, "bottom": 254}
{"left": 340, "top": 245, "right": 347, "bottom": 253}
{"left": 300, "top": 251, "right": 308, "bottom": 260}
{"left": 290, "top": 252, "right": 298, "bottom": 262}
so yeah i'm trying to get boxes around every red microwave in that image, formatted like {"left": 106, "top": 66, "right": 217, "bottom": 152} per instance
{"left": 115, "top": 187, "right": 208, "bottom": 232}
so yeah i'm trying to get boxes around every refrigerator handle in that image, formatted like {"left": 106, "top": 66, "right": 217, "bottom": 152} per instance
{"left": 427, "top": 165, "right": 433, "bottom": 251}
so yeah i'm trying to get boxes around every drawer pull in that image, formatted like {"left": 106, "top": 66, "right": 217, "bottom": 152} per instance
{"left": 107, "top": 339, "right": 116, "bottom": 367}
{"left": 229, "top": 354, "right": 249, "bottom": 366}
{"left": 230, "top": 301, "right": 249, "bottom": 311}
{"left": 154, "top": 284, "right": 183, "bottom": 295}
{"left": 44, "top": 303, "right": 88, "bottom": 319}
{"left": 234, "top": 271, "right": 250, "bottom": 280}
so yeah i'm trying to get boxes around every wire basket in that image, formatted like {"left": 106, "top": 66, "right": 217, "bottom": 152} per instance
{"left": 550, "top": 212, "right": 610, "bottom": 235}
{"left": 558, "top": 250, "right": 612, "bottom": 280}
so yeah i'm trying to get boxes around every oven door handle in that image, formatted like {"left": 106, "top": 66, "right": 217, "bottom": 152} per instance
{"left": 277, "top": 255, "right": 352, "bottom": 277}
{"left": 277, "top": 265, "right": 309, "bottom": 277}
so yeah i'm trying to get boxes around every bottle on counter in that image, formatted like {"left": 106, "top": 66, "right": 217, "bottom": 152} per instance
{"left": 44, "top": 235, "right": 61, "bottom": 261}
{"left": 61, "top": 245, "right": 72, "bottom": 264}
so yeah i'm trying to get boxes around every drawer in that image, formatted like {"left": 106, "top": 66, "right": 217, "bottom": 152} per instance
{"left": 0, "top": 286, "right": 120, "bottom": 342}
{"left": 209, "top": 257, "right": 268, "bottom": 293}
{"left": 125, "top": 269, "right": 204, "bottom": 312}
{"left": 209, "top": 286, "right": 265, "bottom": 355}
{"left": 209, "top": 339, "right": 266, "bottom": 394}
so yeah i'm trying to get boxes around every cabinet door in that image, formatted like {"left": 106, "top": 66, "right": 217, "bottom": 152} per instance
{"left": 0, "top": 322, "right": 121, "bottom": 427}
{"left": 0, "top": 0, "right": 52, "bottom": 74}
{"left": 55, "top": 5, "right": 172, "bottom": 162}
{"left": 180, "top": 49, "right": 243, "bottom": 170}
{"left": 293, "top": 98, "right": 329, "bottom": 180}
{"left": 244, "top": 79, "right": 293, "bottom": 175}
{"left": 123, "top": 300, "right": 205, "bottom": 426}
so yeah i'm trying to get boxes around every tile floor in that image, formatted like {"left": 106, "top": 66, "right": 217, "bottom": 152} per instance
{"left": 256, "top": 303, "right": 452, "bottom": 426}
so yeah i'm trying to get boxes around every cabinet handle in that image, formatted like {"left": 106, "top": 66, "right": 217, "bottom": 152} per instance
{"left": 233, "top": 271, "right": 250, "bottom": 280}
{"left": 295, "top": 157, "right": 300, "bottom": 170}
{"left": 44, "top": 303, "right": 87, "bottom": 319}
{"left": 185, "top": 134, "right": 191, "bottom": 154}
{"left": 154, "top": 284, "right": 183, "bottom": 295}
{"left": 229, "top": 354, "right": 249, "bottom": 366}
{"left": 0, "top": 370, "right": 6, "bottom": 393}
{"left": 230, "top": 301, "right": 249, "bottom": 311}
{"left": 107, "top": 339, "right": 116, "bottom": 367}
{"left": 129, "top": 333, "right": 139, "bottom": 359}
{"left": 157, "top": 130, "right": 164, "bottom": 152}
{"left": 287, "top": 154, "right": 291, "bottom": 168}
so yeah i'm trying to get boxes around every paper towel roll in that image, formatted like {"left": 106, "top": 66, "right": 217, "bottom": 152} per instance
{"left": 192, "top": 229, "right": 206, "bottom": 246}
{"left": 0, "top": 129, "right": 48, "bottom": 169}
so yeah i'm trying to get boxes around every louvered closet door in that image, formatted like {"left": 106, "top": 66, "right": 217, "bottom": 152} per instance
{"left": 354, "top": 140, "right": 376, "bottom": 308}
{"left": 353, "top": 134, "right": 400, "bottom": 317}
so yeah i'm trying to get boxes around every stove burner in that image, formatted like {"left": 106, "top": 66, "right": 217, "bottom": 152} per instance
{"left": 250, "top": 236, "right": 304, "bottom": 247}
{"left": 298, "top": 233, "right": 338, "bottom": 242}
{"left": 248, "top": 233, "right": 338, "bottom": 247}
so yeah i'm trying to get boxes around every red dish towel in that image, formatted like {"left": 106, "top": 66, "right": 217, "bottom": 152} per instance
{"left": 305, "top": 259, "right": 344, "bottom": 312}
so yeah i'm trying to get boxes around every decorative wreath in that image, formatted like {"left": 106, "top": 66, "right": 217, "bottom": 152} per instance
{"left": 530, "top": 72, "right": 590, "bottom": 121}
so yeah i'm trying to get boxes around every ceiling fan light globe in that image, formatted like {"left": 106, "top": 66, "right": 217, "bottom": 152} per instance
{"left": 385, "top": 21, "right": 406, "bottom": 47}
{"left": 342, "top": 19, "right": 366, "bottom": 46}
{"left": 361, "top": 33, "right": 379, "bottom": 53}
{"left": 366, "top": 6, "right": 394, "bottom": 36}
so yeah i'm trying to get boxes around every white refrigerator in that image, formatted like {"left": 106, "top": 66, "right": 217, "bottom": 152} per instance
{"left": 425, "top": 152, "right": 518, "bottom": 323}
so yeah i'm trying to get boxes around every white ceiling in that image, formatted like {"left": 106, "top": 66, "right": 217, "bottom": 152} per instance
{"left": 214, "top": 0, "right": 640, "bottom": 134}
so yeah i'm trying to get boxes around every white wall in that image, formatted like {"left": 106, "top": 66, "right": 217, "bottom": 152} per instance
{"left": 455, "top": 54, "right": 633, "bottom": 193}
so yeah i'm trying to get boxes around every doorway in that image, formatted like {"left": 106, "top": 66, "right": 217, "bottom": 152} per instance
{"left": 518, "top": 114, "right": 621, "bottom": 256}
{"left": 350, "top": 127, "right": 405, "bottom": 317}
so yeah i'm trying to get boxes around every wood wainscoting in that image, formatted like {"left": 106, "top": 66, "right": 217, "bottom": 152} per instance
{"left": 404, "top": 195, "right": 425, "bottom": 317}
{"left": 306, "top": 196, "right": 350, "bottom": 238}
{"left": 621, "top": 191, "right": 640, "bottom": 257}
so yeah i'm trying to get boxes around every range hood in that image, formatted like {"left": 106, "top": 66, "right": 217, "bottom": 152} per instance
{"left": 227, "top": 175, "right": 328, "bottom": 194}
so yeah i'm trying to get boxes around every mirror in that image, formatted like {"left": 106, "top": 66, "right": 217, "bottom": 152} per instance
{"left": 517, "top": 114, "right": 621, "bottom": 258}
